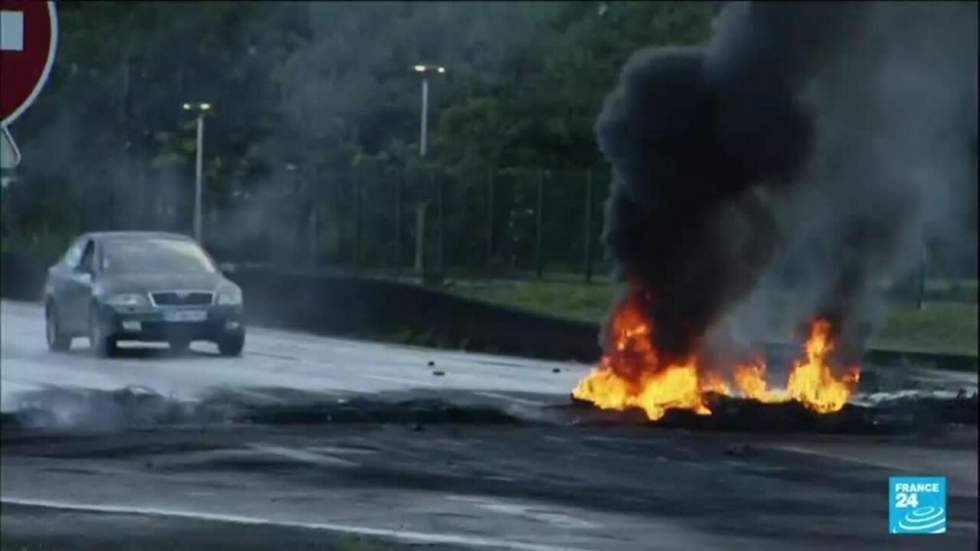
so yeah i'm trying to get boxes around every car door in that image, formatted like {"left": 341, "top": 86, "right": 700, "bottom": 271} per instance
{"left": 46, "top": 238, "right": 84, "bottom": 325}
{"left": 61, "top": 237, "right": 96, "bottom": 332}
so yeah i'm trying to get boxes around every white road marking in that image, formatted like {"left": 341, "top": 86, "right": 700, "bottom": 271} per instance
{"left": 246, "top": 350, "right": 300, "bottom": 361}
{"left": 770, "top": 445, "right": 913, "bottom": 472}
{"left": 246, "top": 443, "right": 358, "bottom": 468}
{"left": 0, "top": 11, "right": 23, "bottom": 51}
{"left": 226, "top": 388, "right": 287, "bottom": 404}
{"left": 305, "top": 446, "right": 377, "bottom": 456}
{"left": 364, "top": 374, "right": 439, "bottom": 388}
{"left": 0, "top": 498, "right": 584, "bottom": 551}
{"left": 474, "top": 391, "right": 548, "bottom": 407}
{"left": 446, "top": 495, "right": 598, "bottom": 530}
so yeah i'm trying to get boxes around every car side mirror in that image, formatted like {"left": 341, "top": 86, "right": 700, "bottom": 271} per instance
{"left": 218, "top": 262, "right": 236, "bottom": 275}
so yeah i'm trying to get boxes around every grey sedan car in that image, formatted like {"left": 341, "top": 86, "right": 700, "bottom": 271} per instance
{"left": 43, "top": 231, "right": 245, "bottom": 357}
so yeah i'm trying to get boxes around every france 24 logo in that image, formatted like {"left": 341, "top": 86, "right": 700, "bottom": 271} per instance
{"left": 889, "top": 476, "right": 946, "bottom": 534}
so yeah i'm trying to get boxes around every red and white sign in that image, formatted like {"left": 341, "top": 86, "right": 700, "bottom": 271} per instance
{"left": 0, "top": 0, "right": 57, "bottom": 126}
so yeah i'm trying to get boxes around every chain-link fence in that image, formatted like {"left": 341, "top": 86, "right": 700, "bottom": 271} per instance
{"left": 4, "top": 159, "right": 977, "bottom": 300}
{"left": 205, "top": 164, "right": 615, "bottom": 282}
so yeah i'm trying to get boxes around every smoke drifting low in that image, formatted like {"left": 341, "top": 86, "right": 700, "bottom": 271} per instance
{"left": 597, "top": 2, "right": 977, "bottom": 364}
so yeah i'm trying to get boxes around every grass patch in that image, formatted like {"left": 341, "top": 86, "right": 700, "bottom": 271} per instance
{"left": 449, "top": 280, "right": 978, "bottom": 358}
{"left": 335, "top": 535, "right": 405, "bottom": 551}
{"left": 923, "top": 278, "right": 978, "bottom": 302}
{"left": 448, "top": 279, "right": 617, "bottom": 323}
{"left": 872, "top": 302, "right": 978, "bottom": 357}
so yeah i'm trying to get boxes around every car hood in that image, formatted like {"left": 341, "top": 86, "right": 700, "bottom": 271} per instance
{"left": 96, "top": 272, "right": 230, "bottom": 295}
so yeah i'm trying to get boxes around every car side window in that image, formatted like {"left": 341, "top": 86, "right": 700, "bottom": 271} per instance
{"left": 78, "top": 241, "right": 95, "bottom": 274}
{"left": 63, "top": 238, "right": 85, "bottom": 268}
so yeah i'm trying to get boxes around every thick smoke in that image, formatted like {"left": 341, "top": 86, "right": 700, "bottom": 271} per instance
{"left": 597, "top": 2, "right": 977, "bottom": 365}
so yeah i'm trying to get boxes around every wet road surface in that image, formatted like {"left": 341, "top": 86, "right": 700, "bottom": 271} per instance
{"left": 1, "top": 300, "right": 587, "bottom": 415}
{"left": 2, "top": 300, "right": 977, "bottom": 550}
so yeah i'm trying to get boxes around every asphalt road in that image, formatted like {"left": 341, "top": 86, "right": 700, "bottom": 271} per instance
{"left": 1, "top": 299, "right": 977, "bottom": 550}
{"left": 0, "top": 300, "right": 588, "bottom": 415}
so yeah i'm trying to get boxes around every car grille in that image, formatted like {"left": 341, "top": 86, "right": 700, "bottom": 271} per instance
{"left": 150, "top": 291, "right": 214, "bottom": 306}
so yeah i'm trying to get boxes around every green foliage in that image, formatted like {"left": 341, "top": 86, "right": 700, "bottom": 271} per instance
{"left": 4, "top": 2, "right": 717, "bottom": 267}
{"left": 10, "top": 1, "right": 971, "bottom": 281}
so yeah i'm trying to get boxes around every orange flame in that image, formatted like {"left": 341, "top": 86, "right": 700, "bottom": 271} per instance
{"left": 700, "top": 371, "right": 731, "bottom": 395}
{"left": 573, "top": 359, "right": 711, "bottom": 421}
{"left": 733, "top": 359, "right": 789, "bottom": 404}
{"left": 784, "top": 320, "right": 860, "bottom": 413}
{"left": 572, "top": 292, "right": 713, "bottom": 420}
{"left": 572, "top": 290, "right": 860, "bottom": 421}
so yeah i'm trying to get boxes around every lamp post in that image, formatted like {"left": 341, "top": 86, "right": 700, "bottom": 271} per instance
{"left": 181, "top": 101, "right": 212, "bottom": 243}
{"left": 412, "top": 64, "right": 445, "bottom": 158}
{"left": 410, "top": 65, "right": 446, "bottom": 278}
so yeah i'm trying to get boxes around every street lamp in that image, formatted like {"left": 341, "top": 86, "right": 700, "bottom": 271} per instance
{"left": 411, "top": 64, "right": 446, "bottom": 158}
{"left": 409, "top": 65, "right": 447, "bottom": 277}
{"left": 181, "top": 101, "right": 212, "bottom": 243}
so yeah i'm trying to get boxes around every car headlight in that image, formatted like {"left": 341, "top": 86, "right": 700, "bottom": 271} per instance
{"left": 105, "top": 293, "right": 150, "bottom": 307}
{"left": 217, "top": 288, "right": 242, "bottom": 305}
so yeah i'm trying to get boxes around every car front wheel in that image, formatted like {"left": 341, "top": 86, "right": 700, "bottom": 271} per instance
{"left": 218, "top": 332, "right": 244, "bottom": 357}
{"left": 168, "top": 337, "right": 191, "bottom": 355}
{"left": 45, "top": 304, "right": 71, "bottom": 352}
{"left": 89, "top": 307, "right": 116, "bottom": 358}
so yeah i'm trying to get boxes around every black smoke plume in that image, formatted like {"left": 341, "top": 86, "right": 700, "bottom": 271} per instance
{"left": 596, "top": 2, "right": 977, "bottom": 365}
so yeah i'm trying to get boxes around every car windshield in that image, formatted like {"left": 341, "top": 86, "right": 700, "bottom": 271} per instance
{"left": 101, "top": 238, "right": 216, "bottom": 274}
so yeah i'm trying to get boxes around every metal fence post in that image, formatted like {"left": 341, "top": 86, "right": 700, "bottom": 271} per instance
{"left": 394, "top": 169, "right": 402, "bottom": 272}
{"left": 353, "top": 171, "right": 361, "bottom": 268}
{"left": 414, "top": 201, "right": 427, "bottom": 276}
{"left": 535, "top": 169, "right": 544, "bottom": 278}
{"left": 438, "top": 173, "right": 445, "bottom": 275}
{"left": 584, "top": 167, "right": 593, "bottom": 283}
{"left": 917, "top": 240, "right": 927, "bottom": 310}
{"left": 309, "top": 203, "right": 318, "bottom": 269}
{"left": 487, "top": 168, "right": 494, "bottom": 269}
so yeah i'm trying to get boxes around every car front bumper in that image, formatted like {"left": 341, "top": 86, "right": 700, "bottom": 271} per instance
{"left": 94, "top": 303, "right": 244, "bottom": 342}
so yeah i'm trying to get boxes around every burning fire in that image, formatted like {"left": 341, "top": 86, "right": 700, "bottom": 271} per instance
{"left": 572, "top": 293, "right": 713, "bottom": 420}
{"left": 731, "top": 320, "right": 861, "bottom": 413}
{"left": 572, "top": 291, "right": 861, "bottom": 421}
{"left": 732, "top": 359, "right": 786, "bottom": 404}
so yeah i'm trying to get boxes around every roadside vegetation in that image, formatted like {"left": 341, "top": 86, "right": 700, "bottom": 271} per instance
{"left": 449, "top": 278, "right": 979, "bottom": 357}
